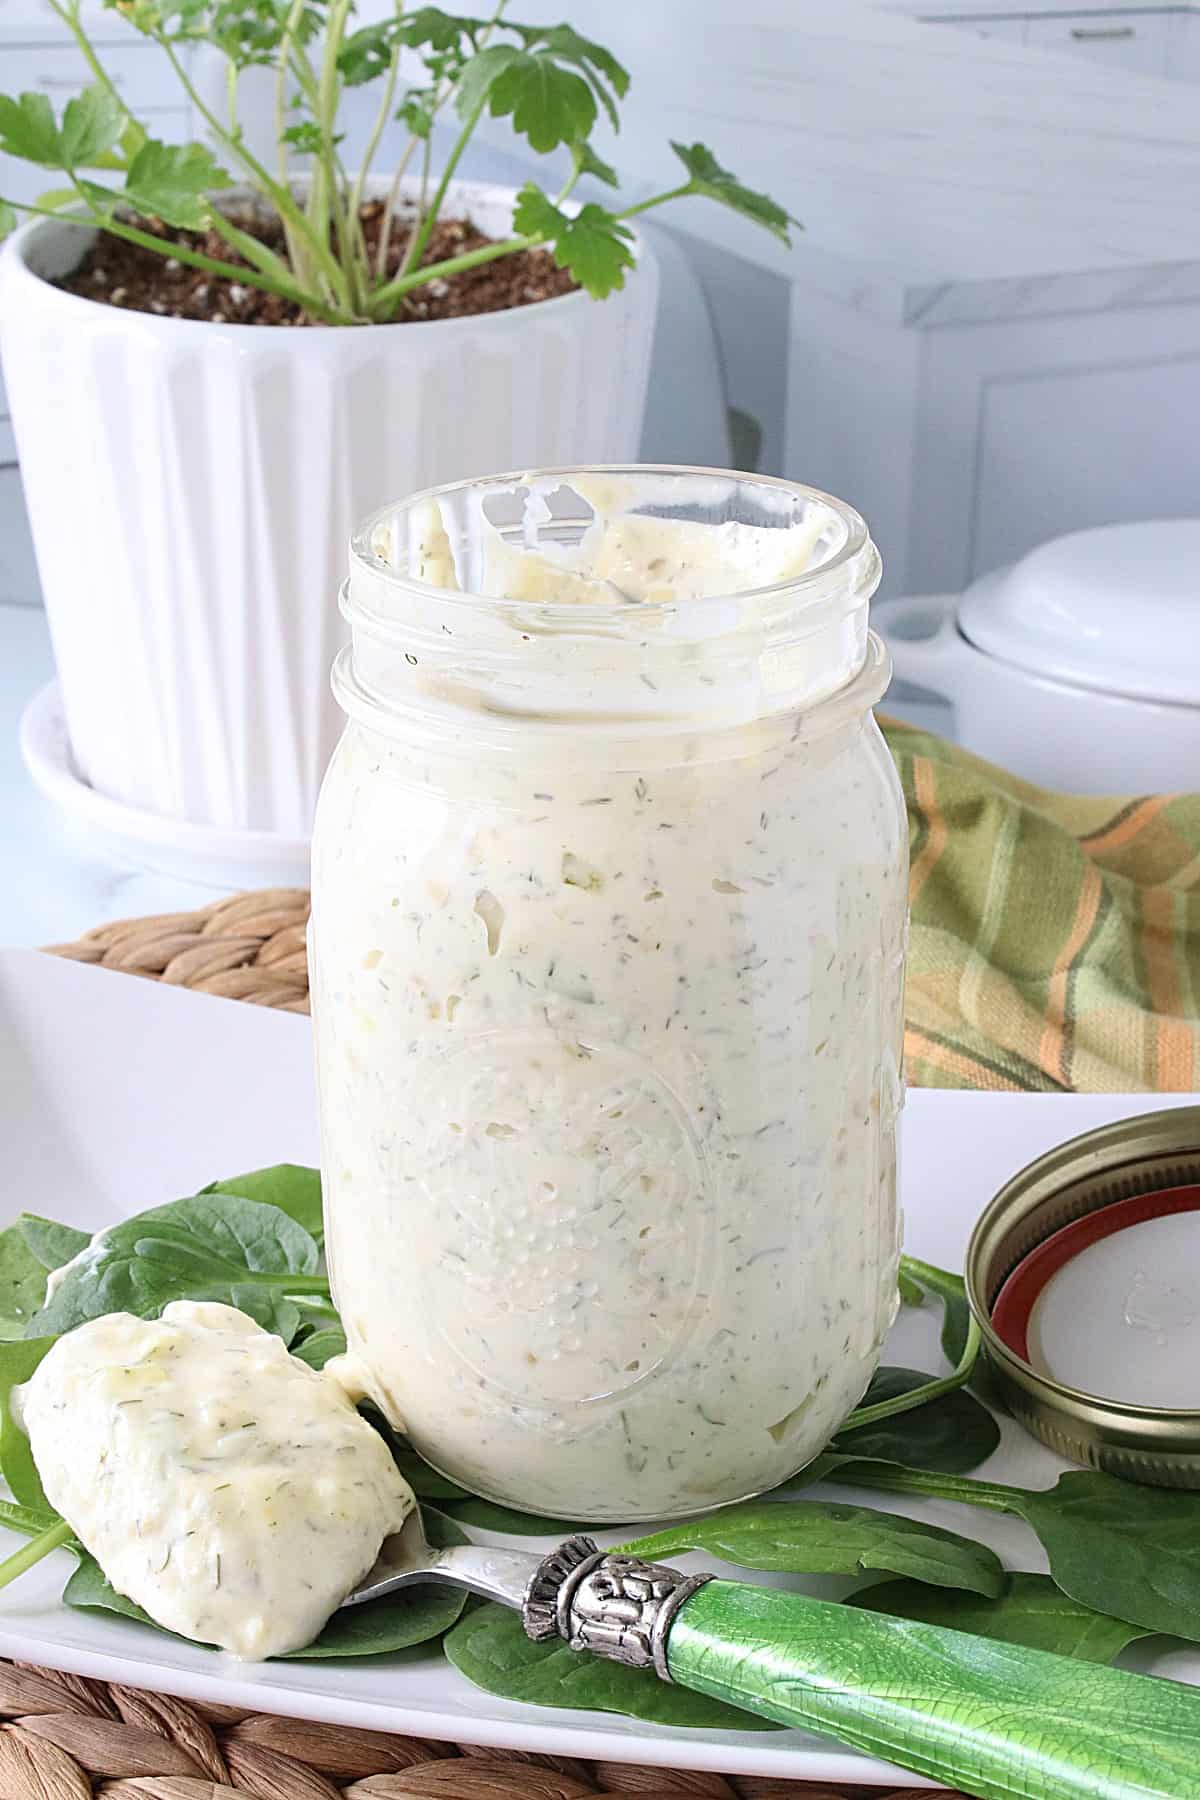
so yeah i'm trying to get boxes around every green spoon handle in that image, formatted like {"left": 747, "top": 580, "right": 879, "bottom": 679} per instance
{"left": 666, "top": 1580, "right": 1200, "bottom": 1800}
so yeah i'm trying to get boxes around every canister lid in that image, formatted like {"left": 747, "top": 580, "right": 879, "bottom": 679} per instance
{"left": 966, "top": 1107, "right": 1200, "bottom": 1488}
{"left": 956, "top": 520, "right": 1200, "bottom": 708}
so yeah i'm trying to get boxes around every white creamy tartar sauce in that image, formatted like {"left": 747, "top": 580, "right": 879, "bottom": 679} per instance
{"left": 312, "top": 474, "right": 907, "bottom": 1522}
{"left": 15, "top": 1301, "right": 415, "bottom": 1657}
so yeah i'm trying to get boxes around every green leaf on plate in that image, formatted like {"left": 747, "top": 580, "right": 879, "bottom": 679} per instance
{"left": 30, "top": 1192, "right": 325, "bottom": 1341}
{"left": 897, "top": 1266, "right": 924, "bottom": 1307}
{"left": 205, "top": 1164, "right": 324, "bottom": 1246}
{"left": 443, "top": 1600, "right": 778, "bottom": 1730}
{"left": 850, "top": 1571, "right": 1154, "bottom": 1663}
{"left": 619, "top": 1498, "right": 1004, "bottom": 1597}
{"left": 898, "top": 1255, "right": 1007, "bottom": 1411}
{"left": 291, "top": 1325, "right": 346, "bottom": 1370}
{"left": 829, "top": 1456, "right": 1200, "bottom": 1647}
{"left": 0, "top": 1337, "right": 55, "bottom": 1508}
{"left": 356, "top": 1408, "right": 475, "bottom": 1504}
{"left": 1017, "top": 1471, "right": 1200, "bottom": 1645}
{"left": 0, "top": 1224, "right": 52, "bottom": 1339}
{"left": 18, "top": 1215, "right": 90, "bottom": 1273}
{"left": 834, "top": 1367, "right": 1001, "bottom": 1474}
{"left": 283, "top": 1511, "right": 469, "bottom": 1658}
{"left": 64, "top": 1509, "right": 468, "bottom": 1657}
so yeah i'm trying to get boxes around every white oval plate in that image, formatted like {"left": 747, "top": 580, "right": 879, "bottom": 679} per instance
{"left": 1, "top": 950, "right": 1198, "bottom": 1787}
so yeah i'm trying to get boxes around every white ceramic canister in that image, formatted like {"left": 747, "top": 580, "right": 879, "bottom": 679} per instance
{"left": 309, "top": 466, "right": 909, "bottom": 1522}
{"left": 876, "top": 520, "right": 1200, "bottom": 794}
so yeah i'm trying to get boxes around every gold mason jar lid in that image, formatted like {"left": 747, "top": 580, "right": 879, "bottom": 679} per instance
{"left": 965, "top": 1106, "right": 1200, "bottom": 1488}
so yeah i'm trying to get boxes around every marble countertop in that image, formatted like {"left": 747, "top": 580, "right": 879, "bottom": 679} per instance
{"left": 481, "top": 0, "right": 1200, "bottom": 327}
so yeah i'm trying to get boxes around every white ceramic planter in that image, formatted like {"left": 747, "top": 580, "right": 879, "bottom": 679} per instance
{"left": 0, "top": 182, "right": 659, "bottom": 838}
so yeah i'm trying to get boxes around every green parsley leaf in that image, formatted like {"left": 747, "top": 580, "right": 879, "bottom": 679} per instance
{"left": 514, "top": 183, "right": 635, "bottom": 297}
{"left": 282, "top": 120, "right": 331, "bottom": 154}
{"left": 400, "top": 6, "right": 482, "bottom": 53}
{"left": 119, "top": 139, "right": 231, "bottom": 228}
{"left": 516, "top": 24, "right": 629, "bottom": 129}
{"left": 671, "top": 140, "right": 797, "bottom": 243}
{"left": 0, "top": 92, "right": 64, "bottom": 167}
{"left": 338, "top": 21, "right": 397, "bottom": 87}
{"left": 575, "top": 140, "right": 618, "bottom": 189}
{"left": 458, "top": 45, "right": 596, "bottom": 154}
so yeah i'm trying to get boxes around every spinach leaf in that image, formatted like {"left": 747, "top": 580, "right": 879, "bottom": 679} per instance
{"left": 443, "top": 1600, "right": 777, "bottom": 1730}
{"left": 62, "top": 1555, "right": 170, "bottom": 1634}
{"left": 618, "top": 1499, "right": 1004, "bottom": 1597}
{"left": 284, "top": 1509, "right": 469, "bottom": 1658}
{"left": 1019, "top": 1472, "right": 1200, "bottom": 1645}
{"left": 204, "top": 1164, "right": 324, "bottom": 1247}
{"left": 29, "top": 1193, "right": 327, "bottom": 1340}
{"left": 15, "top": 1215, "right": 90, "bottom": 1276}
{"left": 0, "top": 1336, "right": 55, "bottom": 1509}
{"left": 0, "top": 1495, "right": 60, "bottom": 1538}
{"left": 447, "top": 1498, "right": 593, "bottom": 1535}
{"left": 63, "top": 1508, "right": 468, "bottom": 1658}
{"left": 356, "top": 1407, "right": 475, "bottom": 1504}
{"left": 0, "top": 1225, "right": 51, "bottom": 1339}
{"left": 834, "top": 1367, "right": 1000, "bottom": 1474}
{"left": 834, "top": 1458, "right": 1200, "bottom": 1646}
{"left": 851, "top": 1571, "right": 1153, "bottom": 1663}
{"left": 292, "top": 1325, "right": 347, "bottom": 1369}
{"left": 899, "top": 1255, "right": 1007, "bottom": 1412}
{"left": 899, "top": 1256, "right": 972, "bottom": 1364}
{"left": 897, "top": 1266, "right": 924, "bottom": 1307}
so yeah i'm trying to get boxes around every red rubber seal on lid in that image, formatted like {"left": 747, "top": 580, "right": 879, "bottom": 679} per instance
{"left": 990, "top": 1185, "right": 1200, "bottom": 1365}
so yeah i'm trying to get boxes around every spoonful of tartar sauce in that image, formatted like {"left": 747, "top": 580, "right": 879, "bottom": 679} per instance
{"left": 13, "top": 1301, "right": 416, "bottom": 1658}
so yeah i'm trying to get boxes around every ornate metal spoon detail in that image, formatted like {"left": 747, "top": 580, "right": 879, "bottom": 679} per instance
{"left": 343, "top": 1510, "right": 1200, "bottom": 1800}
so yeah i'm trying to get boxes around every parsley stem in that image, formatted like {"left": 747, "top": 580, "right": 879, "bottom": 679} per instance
{"left": 55, "top": 183, "right": 348, "bottom": 323}
{"left": 45, "top": 0, "right": 137, "bottom": 134}
{"left": 617, "top": 181, "right": 693, "bottom": 223}
{"left": 370, "top": 232, "right": 539, "bottom": 319}
{"left": 0, "top": 1518, "right": 73, "bottom": 1593}
{"left": 392, "top": 94, "right": 487, "bottom": 288}
{"left": 155, "top": 33, "right": 353, "bottom": 314}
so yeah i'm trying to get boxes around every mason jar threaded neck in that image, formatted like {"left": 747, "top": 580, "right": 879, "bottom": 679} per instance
{"left": 337, "top": 465, "right": 883, "bottom": 742}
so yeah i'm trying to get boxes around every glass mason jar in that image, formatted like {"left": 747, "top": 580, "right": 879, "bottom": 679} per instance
{"left": 310, "top": 467, "right": 908, "bottom": 1524}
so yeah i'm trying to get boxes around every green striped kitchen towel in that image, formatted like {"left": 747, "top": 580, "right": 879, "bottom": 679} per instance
{"left": 882, "top": 719, "right": 1200, "bottom": 1093}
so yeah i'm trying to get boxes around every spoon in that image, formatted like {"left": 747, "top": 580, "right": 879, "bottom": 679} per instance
{"left": 343, "top": 1508, "right": 1200, "bottom": 1800}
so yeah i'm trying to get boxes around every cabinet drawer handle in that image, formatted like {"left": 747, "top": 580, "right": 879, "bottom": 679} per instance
{"left": 37, "top": 72, "right": 126, "bottom": 87}
{"left": 1069, "top": 24, "right": 1136, "bottom": 39}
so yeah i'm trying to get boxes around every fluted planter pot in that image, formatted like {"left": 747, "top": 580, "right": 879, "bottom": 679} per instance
{"left": 0, "top": 182, "right": 659, "bottom": 842}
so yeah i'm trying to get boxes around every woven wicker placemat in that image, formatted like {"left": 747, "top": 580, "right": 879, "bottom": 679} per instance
{"left": 22, "top": 891, "right": 964, "bottom": 1800}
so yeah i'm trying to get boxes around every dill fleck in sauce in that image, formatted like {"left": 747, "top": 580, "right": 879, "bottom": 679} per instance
{"left": 15, "top": 1302, "right": 415, "bottom": 1657}
{"left": 311, "top": 470, "right": 908, "bottom": 1524}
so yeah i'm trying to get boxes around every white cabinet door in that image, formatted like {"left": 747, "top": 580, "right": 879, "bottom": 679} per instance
{"left": 933, "top": 17, "right": 1029, "bottom": 42}
{"left": 1024, "top": 12, "right": 1171, "bottom": 76}
{"left": 1166, "top": 11, "right": 1200, "bottom": 80}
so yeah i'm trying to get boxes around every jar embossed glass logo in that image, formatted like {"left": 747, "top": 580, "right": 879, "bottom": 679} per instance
{"left": 411, "top": 1030, "right": 715, "bottom": 1410}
